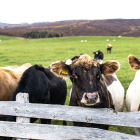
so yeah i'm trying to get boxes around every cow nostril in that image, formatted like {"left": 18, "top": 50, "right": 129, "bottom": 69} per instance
{"left": 92, "top": 94, "right": 97, "bottom": 99}
{"left": 85, "top": 94, "right": 88, "bottom": 100}
{"left": 94, "top": 94, "right": 98, "bottom": 99}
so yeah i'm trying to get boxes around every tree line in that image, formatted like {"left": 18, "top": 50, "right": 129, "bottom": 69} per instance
{"left": 23, "top": 31, "right": 63, "bottom": 38}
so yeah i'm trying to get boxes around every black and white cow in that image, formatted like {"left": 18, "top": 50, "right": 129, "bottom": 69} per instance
{"left": 93, "top": 50, "right": 104, "bottom": 64}
{"left": 0, "top": 65, "right": 67, "bottom": 140}
{"left": 66, "top": 54, "right": 124, "bottom": 112}
{"left": 126, "top": 55, "right": 140, "bottom": 135}
{"left": 51, "top": 54, "right": 120, "bottom": 129}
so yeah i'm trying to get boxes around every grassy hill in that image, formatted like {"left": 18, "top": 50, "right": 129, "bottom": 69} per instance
{"left": 0, "top": 19, "right": 140, "bottom": 37}
{"left": 0, "top": 35, "right": 140, "bottom": 135}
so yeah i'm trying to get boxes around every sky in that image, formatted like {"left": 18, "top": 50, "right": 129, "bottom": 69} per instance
{"left": 0, "top": 0, "right": 140, "bottom": 24}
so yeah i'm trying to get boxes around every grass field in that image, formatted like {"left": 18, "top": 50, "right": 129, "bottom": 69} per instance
{"left": 0, "top": 35, "right": 140, "bottom": 135}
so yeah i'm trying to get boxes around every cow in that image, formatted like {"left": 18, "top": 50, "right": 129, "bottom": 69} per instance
{"left": 66, "top": 54, "right": 124, "bottom": 112}
{"left": 106, "top": 44, "right": 112, "bottom": 53}
{"left": 0, "top": 65, "right": 67, "bottom": 140}
{"left": 50, "top": 54, "right": 120, "bottom": 129}
{"left": 126, "top": 55, "right": 140, "bottom": 135}
{"left": 93, "top": 50, "right": 104, "bottom": 64}
{"left": 0, "top": 63, "right": 31, "bottom": 101}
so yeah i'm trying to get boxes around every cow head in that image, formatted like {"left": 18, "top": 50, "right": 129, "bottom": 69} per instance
{"left": 128, "top": 55, "right": 140, "bottom": 70}
{"left": 50, "top": 55, "right": 119, "bottom": 107}
{"left": 93, "top": 50, "right": 103, "bottom": 64}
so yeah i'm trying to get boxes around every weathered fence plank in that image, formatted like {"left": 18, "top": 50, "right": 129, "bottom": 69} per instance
{"left": 16, "top": 93, "right": 30, "bottom": 123}
{"left": 0, "top": 101, "right": 140, "bottom": 127}
{"left": 16, "top": 93, "right": 29, "bottom": 140}
{"left": 0, "top": 121, "right": 139, "bottom": 140}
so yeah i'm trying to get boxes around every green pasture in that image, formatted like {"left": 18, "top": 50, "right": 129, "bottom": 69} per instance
{"left": 0, "top": 35, "right": 140, "bottom": 135}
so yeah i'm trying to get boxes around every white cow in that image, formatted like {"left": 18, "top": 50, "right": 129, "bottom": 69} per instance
{"left": 126, "top": 55, "right": 140, "bottom": 135}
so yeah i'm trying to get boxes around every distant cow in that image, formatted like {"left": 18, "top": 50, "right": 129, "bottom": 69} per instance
{"left": 0, "top": 63, "right": 31, "bottom": 101}
{"left": 0, "top": 65, "right": 67, "bottom": 140}
{"left": 126, "top": 55, "right": 140, "bottom": 135}
{"left": 106, "top": 44, "right": 112, "bottom": 53}
{"left": 93, "top": 50, "right": 104, "bottom": 64}
{"left": 51, "top": 54, "right": 120, "bottom": 129}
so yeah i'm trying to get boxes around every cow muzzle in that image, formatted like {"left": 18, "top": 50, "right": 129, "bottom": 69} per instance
{"left": 81, "top": 92, "right": 100, "bottom": 106}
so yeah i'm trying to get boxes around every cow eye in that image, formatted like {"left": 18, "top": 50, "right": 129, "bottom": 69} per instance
{"left": 73, "top": 74, "right": 78, "bottom": 79}
{"left": 97, "top": 74, "right": 101, "bottom": 79}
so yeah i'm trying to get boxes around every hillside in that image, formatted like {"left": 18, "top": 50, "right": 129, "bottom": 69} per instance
{"left": 0, "top": 19, "right": 140, "bottom": 37}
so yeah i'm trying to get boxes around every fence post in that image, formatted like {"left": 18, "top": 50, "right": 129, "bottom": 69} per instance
{"left": 16, "top": 93, "right": 30, "bottom": 140}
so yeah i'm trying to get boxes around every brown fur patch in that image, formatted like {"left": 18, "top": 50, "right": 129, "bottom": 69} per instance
{"left": 106, "top": 44, "right": 112, "bottom": 49}
{"left": 128, "top": 55, "right": 140, "bottom": 70}
{"left": 51, "top": 61, "right": 70, "bottom": 77}
{"left": 0, "top": 69, "right": 21, "bottom": 101}
{"left": 102, "top": 74, "right": 117, "bottom": 86}
{"left": 101, "top": 61, "right": 120, "bottom": 75}
{"left": 71, "top": 55, "right": 98, "bottom": 70}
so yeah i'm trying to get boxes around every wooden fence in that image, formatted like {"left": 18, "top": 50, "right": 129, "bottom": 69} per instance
{"left": 0, "top": 93, "right": 140, "bottom": 140}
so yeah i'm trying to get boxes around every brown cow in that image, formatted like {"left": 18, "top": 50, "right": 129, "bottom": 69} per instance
{"left": 0, "top": 63, "right": 32, "bottom": 101}
{"left": 106, "top": 44, "right": 112, "bottom": 53}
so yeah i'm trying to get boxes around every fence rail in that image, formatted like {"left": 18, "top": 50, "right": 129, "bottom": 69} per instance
{"left": 0, "top": 93, "right": 139, "bottom": 140}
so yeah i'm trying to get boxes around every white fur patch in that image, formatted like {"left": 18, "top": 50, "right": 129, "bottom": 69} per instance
{"left": 99, "top": 60, "right": 103, "bottom": 64}
{"left": 96, "top": 52, "right": 98, "bottom": 54}
{"left": 107, "top": 73, "right": 124, "bottom": 112}
{"left": 65, "top": 59, "right": 72, "bottom": 65}
{"left": 126, "top": 70, "right": 140, "bottom": 112}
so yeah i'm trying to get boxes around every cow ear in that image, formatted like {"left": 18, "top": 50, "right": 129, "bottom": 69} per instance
{"left": 100, "top": 60, "right": 120, "bottom": 75}
{"left": 128, "top": 55, "right": 140, "bottom": 70}
{"left": 50, "top": 61, "right": 71, "bottom": 78}
{"left": 93, "top": 52, "right": 95, "bottom": 54}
